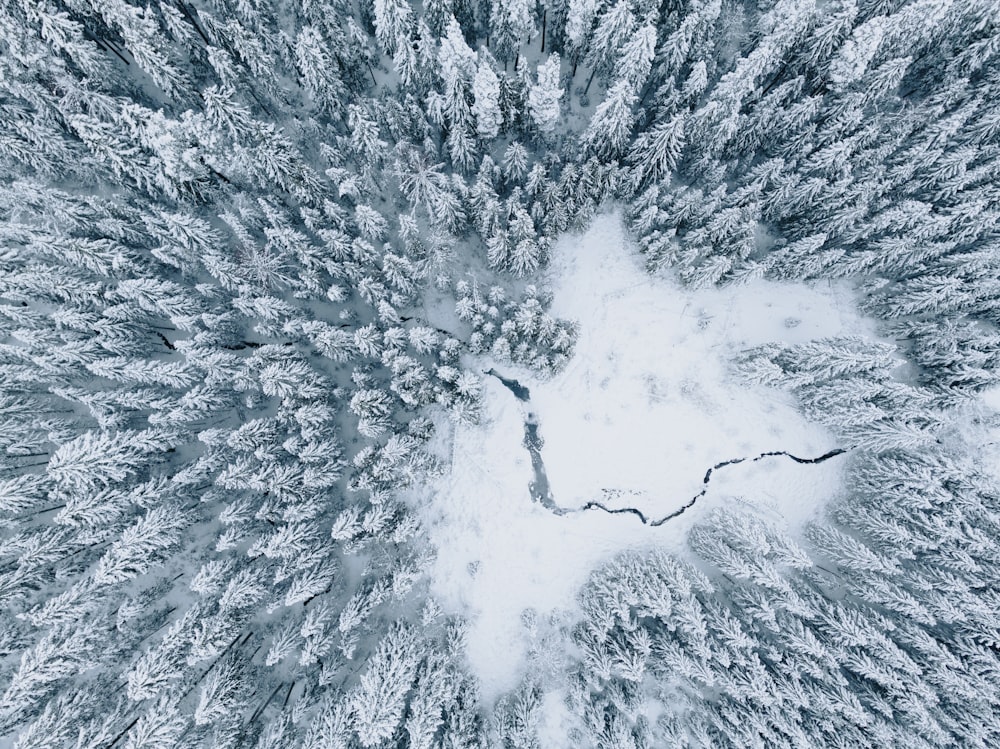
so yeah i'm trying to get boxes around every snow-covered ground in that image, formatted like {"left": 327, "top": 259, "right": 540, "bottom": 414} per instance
{"left": 413, "top": 212, "right": 882, "bottom": 703}
{"left": 964, "top": 386, "right": 1000, "bottom": 486}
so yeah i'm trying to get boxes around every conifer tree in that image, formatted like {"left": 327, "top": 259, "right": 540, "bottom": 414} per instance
{"left": 473, "top": 53, "right": 504, "bottom": 139}
{"left": 527, "top": 54, "right": 563, "bottom": 137}
{"left": 4, "top": 0, "right": 1000, "bottom": 746}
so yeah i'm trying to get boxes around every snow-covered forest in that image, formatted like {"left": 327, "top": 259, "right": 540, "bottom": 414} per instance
{"left": 2, "top": 0, "right": 1000, "bottom": 746}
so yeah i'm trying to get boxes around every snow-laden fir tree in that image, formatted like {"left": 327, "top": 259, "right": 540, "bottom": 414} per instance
{"left": 4, "top": 0, "right": 1000, "bottom": 746}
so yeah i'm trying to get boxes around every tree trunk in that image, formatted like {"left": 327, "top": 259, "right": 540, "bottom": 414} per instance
{"left": 758, "top": 62, "right": 789, "bottom": 99}
{"left": 178, "top": 631, "right": 252, "bottom": 702}
{"left": 15, "top": 504, "right": 65, "bottom": 520}
{"left": 98, "top": 37, "right": 131, "bottom": 66}
{"left": 103, "top": 715, "right": 141, "bottom": 749}
{"left": 176, "top": 0, "right": 212, "bottom": 47}
{"left": 248, "top": 682, "right": 285, "bottom": 725}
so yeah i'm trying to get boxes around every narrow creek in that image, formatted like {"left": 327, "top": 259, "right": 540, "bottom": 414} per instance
{"left": 485, "top": 369, "right": 849, "bottom": 526}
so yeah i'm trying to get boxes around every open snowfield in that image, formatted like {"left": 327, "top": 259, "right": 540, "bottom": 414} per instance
{"left": 414, "top": 213, "right": 882, "bottom": 702}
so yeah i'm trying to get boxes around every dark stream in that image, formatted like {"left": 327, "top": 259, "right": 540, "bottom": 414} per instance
{"left": 485, "top": 368, "right": 531, "bottom": 401}
{"left": 523, "top": 415, "right": 556, "bottom": 509}
{"left": 485, "top": 370, "right": 849, "bottom": 526}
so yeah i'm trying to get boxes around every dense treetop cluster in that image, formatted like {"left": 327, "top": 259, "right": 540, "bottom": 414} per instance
{"left": 2, "top": 0, "right": 1000, "bottom": 746}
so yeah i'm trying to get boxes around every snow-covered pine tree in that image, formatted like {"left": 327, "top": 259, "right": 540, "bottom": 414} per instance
{"left": 473, "top": 52, "right": 504, "bottom": 139}
{"left": 527, "top": 54, "right": 563, "bottom": 137}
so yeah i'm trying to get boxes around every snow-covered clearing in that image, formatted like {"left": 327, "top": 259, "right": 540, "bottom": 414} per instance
{"left": 414, "top": 212, "right": 881, "bottom": 702}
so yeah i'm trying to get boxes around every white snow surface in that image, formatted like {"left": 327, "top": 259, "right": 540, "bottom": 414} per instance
{"left": 413, "top": 212, "right": 879, "bottom": 704}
